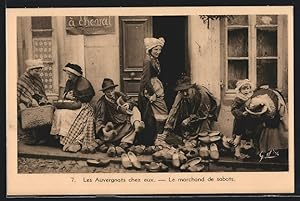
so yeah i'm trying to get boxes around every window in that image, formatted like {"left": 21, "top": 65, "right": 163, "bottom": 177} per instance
{"left": 31, "top": 17, "right": 54, "bottom": 93}
{"left": 224, "top": 15, "right": 283, "bottom": 96}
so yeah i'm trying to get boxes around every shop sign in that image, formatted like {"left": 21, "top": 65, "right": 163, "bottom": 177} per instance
{"left": 66, "top": 16, "right": 115, "bottom": 35}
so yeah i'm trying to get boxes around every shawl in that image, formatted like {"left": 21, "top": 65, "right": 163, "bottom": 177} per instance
{"left": 139, "top": 54, "right": 161, "bottom": 96}
{"left": 17, "top": 72, "right": 47, "bottom": 106}
{"left": 95, "top": 91, "right": 137, "bottom": 134}
{"left": 64, "top": 76, "right": 95, "bottom": 103}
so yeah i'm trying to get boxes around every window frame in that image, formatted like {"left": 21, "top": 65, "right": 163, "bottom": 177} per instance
{"left": 222, "top": 15, "right": 284, "bottom": 100}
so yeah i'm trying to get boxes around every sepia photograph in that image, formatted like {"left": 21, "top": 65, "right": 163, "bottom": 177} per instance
{"left": 6, "top": 6, "right": 294, "bottom": 195}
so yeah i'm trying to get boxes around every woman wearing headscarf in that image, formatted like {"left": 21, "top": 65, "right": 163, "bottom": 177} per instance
{"left": 137, "top": 37, "right": 169, "bottom": 145}
{"left": 17, "top": 59, "right": 50, "bottom": 145}
{"left": 17, "top": 59, "right": 48, "bottom": 108}
{"left": 50, "top": 63, "right": 98, "bottom": 153}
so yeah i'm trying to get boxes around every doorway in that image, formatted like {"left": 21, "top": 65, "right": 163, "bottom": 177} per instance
{"left": 153, "top": 16, "right": 188, "bottom": 109}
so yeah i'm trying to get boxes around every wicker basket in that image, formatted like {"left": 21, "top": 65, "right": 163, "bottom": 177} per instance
{"left": 20, "top": 105, "right": 55, "bottom": 130}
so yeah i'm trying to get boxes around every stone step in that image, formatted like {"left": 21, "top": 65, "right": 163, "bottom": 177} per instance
{"left": 18, "top": 142, "right": 153, "bottom": 163}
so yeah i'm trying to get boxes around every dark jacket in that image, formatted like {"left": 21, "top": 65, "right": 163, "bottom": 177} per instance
{"left": 64, "top": 76, "right": 95, "bottom": 103}
{"left": 139, "top": 54, "right": 161, "bottom": 96}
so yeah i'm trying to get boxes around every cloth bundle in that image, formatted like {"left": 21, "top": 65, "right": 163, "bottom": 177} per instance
{"left": 53, "top": 100, "right": 82, "bottom": 110}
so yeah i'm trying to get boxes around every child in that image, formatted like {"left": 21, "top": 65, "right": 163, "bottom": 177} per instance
{"left": 230, "top": 79, "right": 254, "bottom": 159}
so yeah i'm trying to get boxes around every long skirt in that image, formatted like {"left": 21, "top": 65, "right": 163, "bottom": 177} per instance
{"left": 50, "top": 103, "right": 98, "bottom": 151}
{"left": 137, "top": 78, "right": 168, "bottom": 145}
{"left": 150, "top": 77, "right": 168, "bottom": 121}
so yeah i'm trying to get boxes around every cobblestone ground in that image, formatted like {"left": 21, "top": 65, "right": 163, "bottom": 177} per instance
{"left": 18, "top": 157, "right": 150, "bottom": 173}
{"left": 18, "top": 157, "right": 246, "bottom": 173}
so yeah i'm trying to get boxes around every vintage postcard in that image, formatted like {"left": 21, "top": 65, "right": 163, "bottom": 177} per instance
{"left": 6, "top": 6, "right": 294, "bottom": 196}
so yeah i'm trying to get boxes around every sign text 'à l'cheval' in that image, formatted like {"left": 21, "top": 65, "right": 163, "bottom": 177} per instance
{"left": 66, "top": 16, "right": 115, "bottom": 35}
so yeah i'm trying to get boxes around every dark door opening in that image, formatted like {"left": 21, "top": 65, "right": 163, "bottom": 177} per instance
{"left": 153, "top": 16, "right": 188, "bottom": 110}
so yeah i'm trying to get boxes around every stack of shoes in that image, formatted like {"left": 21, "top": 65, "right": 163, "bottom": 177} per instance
{"left": 198, "top": 131, "right": 221, "bottom": 144}
{"left": 198, "top": 131, "right": 210, "bottom": 144}
{"left": 121, "top": 151, "right": 142, "bottom": 170}
{"left": 208, "top": 131, "right": 221, "bottom": 143}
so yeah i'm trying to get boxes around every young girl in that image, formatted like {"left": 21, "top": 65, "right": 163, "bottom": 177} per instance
{"left": 230, "top": 79, "right": 254, "bottom": 159}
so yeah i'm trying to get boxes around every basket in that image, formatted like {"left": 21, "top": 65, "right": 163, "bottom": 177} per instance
{"left": 20, "top": 105, "right": 55, "bottom": 130}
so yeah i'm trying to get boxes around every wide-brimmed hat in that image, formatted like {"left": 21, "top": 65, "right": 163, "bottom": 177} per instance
{"left": 144, "top": 37, "right": 165, "bottom": 53}
{"left": 175, "top": 75, "right": 196, "bottom": 91}
{"left": 100, "top": 78, "right": 119, "bottom": 91}
{"left": 25, "top": 59, "right": 44, "bottom": 71}
{"left": 245, "top": 104, "right": 268, "bottom": 116}
{"left": 63, "top": 63, "right": 83, "bottom": 76}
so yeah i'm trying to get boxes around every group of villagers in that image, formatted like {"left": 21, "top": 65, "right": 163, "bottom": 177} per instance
{"left": 17, "top": 36, "right": 288, "bottom": 171}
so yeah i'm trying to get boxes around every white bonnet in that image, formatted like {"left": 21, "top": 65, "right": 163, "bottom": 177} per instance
{"left": 235, "top": 79, "right": 253, "bottom": 91}
{"left": 144, "top": 37, "right": 165, "bottom": 53}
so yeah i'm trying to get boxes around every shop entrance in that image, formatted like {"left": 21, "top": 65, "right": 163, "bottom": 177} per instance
{"left": 119, "top": 16, "right": 188, "bottom": 108}
{"left": 153, "top": 16, "right": 188, "bottom": 109}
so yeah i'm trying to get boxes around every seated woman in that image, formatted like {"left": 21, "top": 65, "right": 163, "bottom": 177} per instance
{"left": 50, "top": 63, "right": 98, "bottom": 153}
{"left": 17, "top": 59, "right": 51, "bottom": 145}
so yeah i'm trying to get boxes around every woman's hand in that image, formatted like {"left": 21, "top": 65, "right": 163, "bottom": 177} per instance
{"left": 65, "top": 90, "right": 76, "bottom": 100}
{"left": 31, "top": 99, "right": 39, "bottom": 107}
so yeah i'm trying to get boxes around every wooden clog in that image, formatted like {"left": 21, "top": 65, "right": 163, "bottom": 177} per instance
{"left": 127, "top": 151, "right": 142, "bottom": 169}
{"left": 86, "top": 158, "right": 111, "bottom": 167}
{"left": 209, "top": 143, "right": 220, "bottom": 160}
{"left": 121, "top": 153, "right": 133, "bottom": 169}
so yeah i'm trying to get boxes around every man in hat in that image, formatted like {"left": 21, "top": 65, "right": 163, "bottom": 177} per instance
{"left": 17, "top": 59, "right": 51, "bottom": 145}
{"left": 155, "top": 75, "right": 220, "bottom": 146}
{"left": 50, "top": 63, "right": 98, "bottom": 153}
{"left": 95, "top": 78, "right": 145, "bottom": 153}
